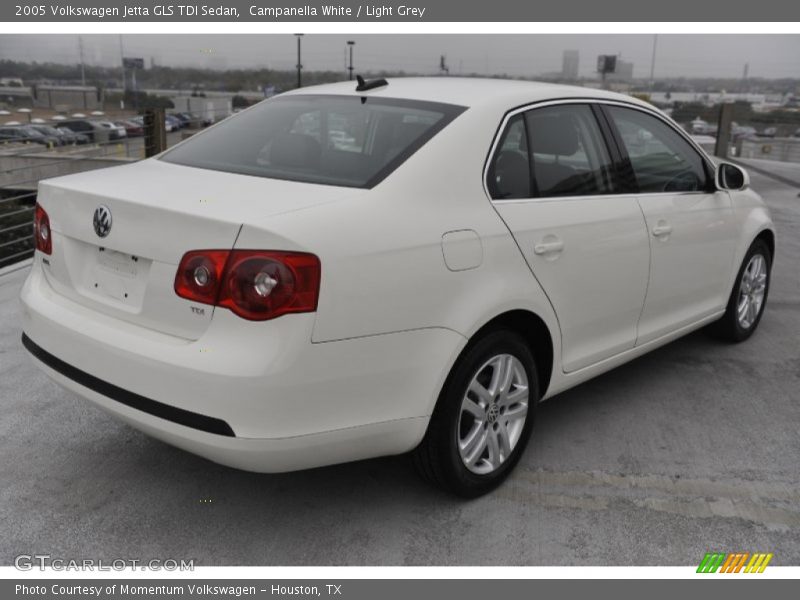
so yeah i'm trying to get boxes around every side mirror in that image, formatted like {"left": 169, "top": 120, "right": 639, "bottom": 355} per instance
{"left": 716, "top": 162, "right": 750, "bottom": 191}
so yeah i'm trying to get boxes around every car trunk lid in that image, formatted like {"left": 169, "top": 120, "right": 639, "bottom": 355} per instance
{"left": 37, "top": 159, "right": 351, "bottom": 340}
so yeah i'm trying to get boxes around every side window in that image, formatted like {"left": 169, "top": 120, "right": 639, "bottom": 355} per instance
{"left": 488, "top": 114, "right": 531, "bottom": 200}
{"left": 525, "top": 104, "right": 614, "bottom": 198}
{"left": 606, "top": 106, "right": 709, "bottom": 193}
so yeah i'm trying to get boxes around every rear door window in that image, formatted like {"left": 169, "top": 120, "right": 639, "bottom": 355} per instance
{"left": 487, "top": 114, "right": 531, "bottom": 199}
{"left": 525, "top": 104, "right": 614, "bottom": 198}
{"left": 488, "top": 104, "right": 615, "bottom": 200}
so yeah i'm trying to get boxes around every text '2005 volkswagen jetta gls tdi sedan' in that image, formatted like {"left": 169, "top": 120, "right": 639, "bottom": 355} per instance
{"left": 21, "top": 78, "right": 774, "bottom": 497}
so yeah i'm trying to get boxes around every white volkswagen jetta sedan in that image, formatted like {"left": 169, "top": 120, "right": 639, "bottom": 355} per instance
{"left": 21, "top": 78, "right": 774, "bottom": 497}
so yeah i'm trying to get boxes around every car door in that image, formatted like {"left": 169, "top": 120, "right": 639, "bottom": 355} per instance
{"left": 491, "top": 103, "right": 650, "bottom": 373}
{"left": 602, "top": 105, "right": 738, "bottom": 345}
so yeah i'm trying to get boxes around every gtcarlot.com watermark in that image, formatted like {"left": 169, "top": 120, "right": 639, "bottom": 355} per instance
{"left": 14, "top": 554, "right": 195, "bottom": 571}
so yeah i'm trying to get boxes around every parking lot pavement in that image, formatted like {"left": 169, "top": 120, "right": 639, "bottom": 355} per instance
{"left": 738, "top": 158, "right": 800, "bottom": 188}
{"left": 0, "top": 170, "right": 798, "bottom": 567}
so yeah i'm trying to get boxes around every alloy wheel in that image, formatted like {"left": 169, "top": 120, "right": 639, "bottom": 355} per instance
{"left": 457, "top": 353, "right": 529, "bottom": 475}
{"left": 737, "top": 253, "right": 767, "bottom": 330}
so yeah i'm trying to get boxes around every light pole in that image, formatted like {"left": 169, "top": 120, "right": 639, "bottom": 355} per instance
{"left": 295, "top": 33, "right": 304, "bottom": 88}
{"left": 649, "top": 34, "right": 658, "bottom": 91}
{"left": 78, "top": 36, "right": 86, "bottom": 87}
{"left": 347, "top": 40, "right": 355, "bottom": 80}
{"left": 119, "top": 34, "right": 126, "bottom": 108}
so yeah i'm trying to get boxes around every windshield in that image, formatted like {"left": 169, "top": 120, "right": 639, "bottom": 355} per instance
{"left": 160, "top": 94, "right": 466, "bottom": 188}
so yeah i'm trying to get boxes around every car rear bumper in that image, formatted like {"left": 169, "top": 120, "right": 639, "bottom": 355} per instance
{"left": 20, "top": 260, "right": 466, "bottom": 472}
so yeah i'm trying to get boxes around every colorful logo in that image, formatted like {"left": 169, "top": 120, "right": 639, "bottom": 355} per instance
{"left": 697, "top": 552, "right": 773, "bottom": 573}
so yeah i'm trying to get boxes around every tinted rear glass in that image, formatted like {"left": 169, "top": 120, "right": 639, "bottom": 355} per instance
{"left": 160, "top": 94, "right": 466, "bottom": 189}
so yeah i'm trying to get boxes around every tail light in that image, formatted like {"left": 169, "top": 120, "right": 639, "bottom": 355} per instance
{"left": 174, "top": 250, "right": 321, "bottom": 321}
{"left": 33, "top": 203, "right": 52, "bottom": 255}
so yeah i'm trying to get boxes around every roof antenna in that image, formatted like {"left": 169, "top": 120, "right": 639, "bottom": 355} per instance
{"left": 355, "top": 75, "right": 388, "bottom": 92}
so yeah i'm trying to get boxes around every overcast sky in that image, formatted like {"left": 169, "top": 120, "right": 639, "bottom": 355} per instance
{"left": 1, "top": 34, "right": 799, "bottom": 79}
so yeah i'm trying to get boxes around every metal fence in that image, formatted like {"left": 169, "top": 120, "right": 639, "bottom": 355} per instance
{"left": 0, "top": 136, "right": 143, "bottom": 269}
{"left": 0, "top": 106, "right": 233, "bottom": 269}
{"left": 737, "top": 137, "right": 800, "bottom": 163}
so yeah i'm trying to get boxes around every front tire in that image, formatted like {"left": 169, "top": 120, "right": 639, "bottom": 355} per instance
{"left": 711, "top": 239, "right": 771, "bottom": 342}
{"left": 413, "top": 330, "right": 538, "bottom": 498}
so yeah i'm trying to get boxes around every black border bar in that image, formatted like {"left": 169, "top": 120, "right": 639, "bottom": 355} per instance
{"left": 21, "top": 333, "right": 236, "bottom": 437}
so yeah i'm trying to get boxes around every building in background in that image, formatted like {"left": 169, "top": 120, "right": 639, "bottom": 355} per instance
{"left": 608, "top": 59, "right": 634, "bottom": 82}
{"left": 562, "top": 50, "right": 579, "bottom": 80}
{"left": 0, "top": 77, "right": 34, "bottom": 108}
{"left": 171, "top": 95, "right": 232, "bottom": 124}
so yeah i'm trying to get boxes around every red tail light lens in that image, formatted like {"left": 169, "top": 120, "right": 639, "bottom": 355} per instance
{"left": 174, "top": 250, "right": 321, "bottom": 321}
{"left": 173, "top": 250, "right": 229, "bottom": 305}
{"left": 33, "top": 203, "right": 52, "bottom": 255}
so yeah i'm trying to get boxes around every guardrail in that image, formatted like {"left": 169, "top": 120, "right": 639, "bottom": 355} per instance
{"left": 0, "top": 139, "right": 143, "bottom": 269}
{"left": 738, "top": 138, "right": 800, "bottom": 164}
{"left": 0, "top": 106, "right": 234, "bottom": 269}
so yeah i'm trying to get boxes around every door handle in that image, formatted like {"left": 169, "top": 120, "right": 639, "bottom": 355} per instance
{"left": 533, "top": 239, "right": 565, "bottom": 255}
{"left": 651, "top": 223, "right": 673, "bottom": 237}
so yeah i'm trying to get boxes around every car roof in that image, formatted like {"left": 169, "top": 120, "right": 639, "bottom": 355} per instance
{"left": 281, "top": 77, "right": 652, "bottom": 111}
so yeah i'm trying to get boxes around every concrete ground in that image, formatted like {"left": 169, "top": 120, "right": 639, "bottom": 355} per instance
{"left": 0, "top": 170, "right": 798, "bottom": 566}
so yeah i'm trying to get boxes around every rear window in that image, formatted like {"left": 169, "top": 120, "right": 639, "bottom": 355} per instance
{"left": 160, "top": 94, "right": 466, "bottom": 189}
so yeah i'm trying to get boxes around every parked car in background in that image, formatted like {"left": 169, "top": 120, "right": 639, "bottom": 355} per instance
{"left": 30, "top": 125, "right": 66, "bottom": 145}
{"left": 97, "top": 121, "right": 127, "bottom": 140}
{"left": 0, "top": 126, "right": 29, "bottom": 144}
{"left": 732, "top": 124, "right": 757, "bottom": 141}
{"left": 30, "top": 124, "right": 84, "bottom": 146}
{"left": 21, "top": 79, "right": 775, "bottom": 497}
{"left": 759, "top": 126, "right": 778, "bottom": 138}
{"left": 57, "top": 127, "right": 90, "bottom": 145}
{"left": 56, "top": 127, "right": 91, "bottom": 146}
{"left": 689, "top": 117, "right": 715, "bottom": 135}
{"left": 115, "top": 119, "right": 144, "bottom": 137}
{"left": 169, "top": 113, "right": 191, "bottom": 128}
{"left": 0, "top": 125, "right": 60, "bottom": 146}
{"left": 57, "top": 119, "right": 101, "bottom": 143}
{"left": 164, "top": 115, "right": 182, "bottom": 132}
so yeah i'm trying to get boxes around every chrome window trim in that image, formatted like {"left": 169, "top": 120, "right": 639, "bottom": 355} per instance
{"left": 484, "top": 97, "right": 717, "bottom": 204}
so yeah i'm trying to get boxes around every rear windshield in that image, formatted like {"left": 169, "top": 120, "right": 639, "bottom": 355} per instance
{"left": 160, "top": 94, "right": 466, "bottom": 189}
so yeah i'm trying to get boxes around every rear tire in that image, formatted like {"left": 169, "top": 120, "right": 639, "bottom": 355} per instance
{"left": 710, "top": 239, "right": 771, "bottom": 342}
{"left": 412, "top": 329, "right": 538, "bottom": 498}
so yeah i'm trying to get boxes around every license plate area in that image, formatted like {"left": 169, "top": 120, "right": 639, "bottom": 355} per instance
{"left": 83, "top": 247, "right": 151, "bottom": 309}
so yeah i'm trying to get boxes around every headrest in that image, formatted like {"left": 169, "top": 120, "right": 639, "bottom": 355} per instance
{"left": 270, "top": 132, "right": 321, "bottom": 169}
{"left": 528, "top": 113, "right": 579, "bottom": 156}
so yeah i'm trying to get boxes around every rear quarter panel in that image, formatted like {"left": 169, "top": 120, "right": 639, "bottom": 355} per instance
{"left": 242, "top": 102, "right": 561, "bottom": 358}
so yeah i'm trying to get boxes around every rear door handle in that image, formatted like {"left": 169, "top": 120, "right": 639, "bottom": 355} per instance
{"left": 533, "top": 239, "right": 565, "bottom": 255}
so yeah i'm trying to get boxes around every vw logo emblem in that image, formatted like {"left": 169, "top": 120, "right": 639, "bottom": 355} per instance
{"left": 93, "top": 205, "right": 112, "bottom": 238}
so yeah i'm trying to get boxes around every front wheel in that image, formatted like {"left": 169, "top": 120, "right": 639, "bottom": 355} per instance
{"left": 711, "top": 239, "right": 771, "bottom": 342}
{"left": 412, "top": 330, "right": 538, "bottom": 497}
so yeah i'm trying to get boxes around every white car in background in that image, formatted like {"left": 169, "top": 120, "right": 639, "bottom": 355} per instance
{"left": 97, "top": 120, "right": 127, "bottom": 140}
{"left": 21, "top": 78, "right": 774, "bottom": 497}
